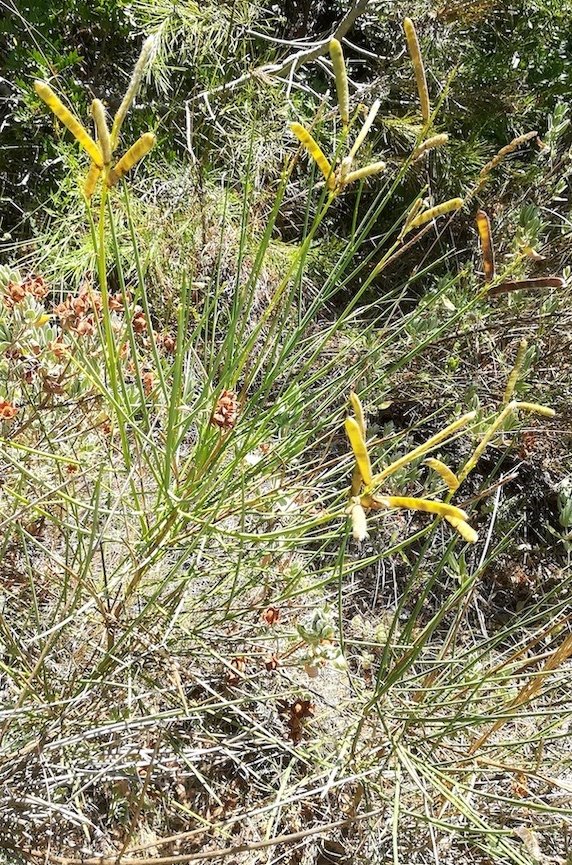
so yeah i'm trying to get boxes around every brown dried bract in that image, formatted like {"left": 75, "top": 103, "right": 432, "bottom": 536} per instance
{"left": 4, "top": 275, "right": 48, "bottom": 308}
{"left": 261, "top": 606, "right": 280, "bottom": 626}
{"left": 22, "top": 275, "right": 49, "bottom": 300}
{"left": 211, "top": 389, "right": 238, "bottom": 430}
{"left": 6, "top": 281, "right": 27, "bottom": 306}
{"left": 0, "top": 399, "right": 18, "bottom": 420}
{"left": 142, "top": 370, "right": 155, "bottom": 395}
{"left": 156, "top": 332, "right": 176, "bottom": 354}
{"left": 132, "top": 310, "right": 147, "bottom": 333}
{"left": 279, "top": 698, "right": 315, "bottom": 743}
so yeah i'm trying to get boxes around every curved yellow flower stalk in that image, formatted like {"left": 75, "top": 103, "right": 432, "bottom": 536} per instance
{"left": 476, "top": 209, "right": 495, "bottom": 283}
{"left": 111, "top": 34, "right": 155, "bottom": 148}
{"left": 425, "top": 457, "right": 459, "bottom": 492}
{"left": 459, "top": 400, "right": 555, "bottom": 483}
{"left": 344, "top": 416, "right": 373, "bottom": 486}
{"left": 479, "top": 130, "right": 538, "bottom": 180}
{"left": 342, "top": 161, "right": 386, "bottom": 186}
{"left": 364, "top": 494, "right": 468, "bottom": 522}
{"left": 372, "top": 410, "right": 475, "bottom": 486}
{"left": 107, "top": 132, "right": 157, "bottom": 187}
{"left": 348, "top": 497, "right": 368, "bottom": 542}
{"left": 503, "top": 338, "right": 528, "bottom": 404}
{"left": 445, "top": 515, "right": 478, "bottom": 544}
{"left": 348, "top": 392, "right": 367, "bottom": 495}
{"left": 349, "top": 100, "right": 381, "bottom": 160}
{"left": 412, "top": 133, "right": 449, "bottom": 160}
{"left": 349, "top": 391, "right": 366, "bottom": 438}
{"left": 403, "top": 198, "right": 464, "bottom": 234}
{"left": 343, "top": 400, "right": 478, "bottom": 543}
{"left": 514, "top": 401, "right": 555, "bottom": 418}
{"left": 34, "top": 81, "right": 103, "bottom": 168}
{"left": 37, "top": 35, "right": 158, "bottom": 203}
{"left": 290, "top": 123, "right": 335, "bottom": 189}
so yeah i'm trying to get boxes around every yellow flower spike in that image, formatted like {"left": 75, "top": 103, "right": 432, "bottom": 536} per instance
{"left": 371, "top": 410, "right": 476, "bottom": 487}
{"left": 34, "top": 80, "right": 103, "bottom": 168}
{"left": 458, "top": 404, "right": 514, "bottom": 482}
{"left": 476, "top": 210, "right": 495, "bottom": 283}
{"left": 290, "top": 122, "right": 335, "bottom": 189}
{"left": 478, "top": 130, "right": 538, "bottom": 180}
{"left": 349, "top": 391, "right": 367, "bottom": 495}
{"left": 445, "top": 515, "right": 478, "bottom": 543}
{"left": 342, "top": 161, "right": 386, "bottom": 186}
{"left": 424, "top": 457, "right": 460, "bottom": 492}
{"left": 349, "top": 391, "right": 366, "bottom": 438}
{"left": 514, "top": 401, "right": 555, "bottom": 418}
{"left": 349, "top": 99, "right": 381, "bottom": 160}
{"left": 91, "top": 99, "right": 112, "bottom": 165}
{"left": 84, "top": 162, "right": 101, "bottom": 198}
{"left": 403, "top": 18, "right": 430, "bottom": 124}
{"left": 348, "top": 497, "right": 368, "bottom": 542}
{"left": 111, "top": 34, "right": 155, "bottom": 149}
{"left": 504, "top": 338, "right": 528, "bottom": 404}
{"left": 412, "top": 133, "right": 449, "bottom": 160}
{"left": 344, "top": 416, "right": 373, "bottom": 486}
{"left": 459, "top": 400, "right": 555, "bottom": 484}
{"left": 373, "top": 495, "right": 468, "bottom": 522}
{"left": 329, "top": 38, "right": 350, "bottom": 126}
{"left": 403, "top": 198, "right": 464, "bottom": 234}
{"left": 107, "top": 132, "right": 156, "bottom": 187}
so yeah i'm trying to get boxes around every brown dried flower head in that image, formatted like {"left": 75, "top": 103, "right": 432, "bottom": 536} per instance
{"left": 0, "top": 399, "right": 18, "bottom": 420}
{"left": 6, "top": 281, "right": 27, "bottom": 306}
{"left": 142, "top": 370, "right": 155, "bottom": 394}
{"left": 261, "top": 606, "right": 280, "bottom": 626}
{"left": 22, "top": 275, "right": 49, "bottom": 300}
{"left": 132, "top": 310, "right": 147, "bottom": 333}
{"left": 211, "top": 389, "right": 238, "bottom": 430}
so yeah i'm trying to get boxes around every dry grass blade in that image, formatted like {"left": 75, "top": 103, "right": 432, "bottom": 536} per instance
{"left": 28, "top": 809, "right": 385, "bottom": 865}
{"left": 469, "top": 632, "right": 572, "bottom": 753}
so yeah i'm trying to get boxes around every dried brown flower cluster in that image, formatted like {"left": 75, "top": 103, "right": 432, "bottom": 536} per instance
{"left": 53, "top": 284, "right": 124, "bottom": 337}
{"left": 155, "top": 332, "right": 176, "bottom": 354}
{"left": 5, "top": 275, "right": 48, "bottom": 308}
{"left": 0, "top": 399, "right": 18, "bottom": 420}
{"left": 210, "top": 389, "right": 238, "bottom": 430}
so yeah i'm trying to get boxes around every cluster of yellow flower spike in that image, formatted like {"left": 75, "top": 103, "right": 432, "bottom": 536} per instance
{"left": 289, "top": 20, "right": 461, "bottom": 236}
{"left": 344, "top": 391, "right": 555, "bottom": 545}
{"left": 290, "top": 38, "right": 386, "bottom": 193}
{"left": 34, "top": 36, "right": 157, "bottom": 198}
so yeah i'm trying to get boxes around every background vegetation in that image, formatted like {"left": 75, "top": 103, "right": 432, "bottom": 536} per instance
{"left": 0, "top": 0, "right": 571, "bottom": 863}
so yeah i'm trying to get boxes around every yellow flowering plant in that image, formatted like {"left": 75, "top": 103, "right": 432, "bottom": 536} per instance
{"left": 344, "top": 391, "right": 555, "bottom": 546}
